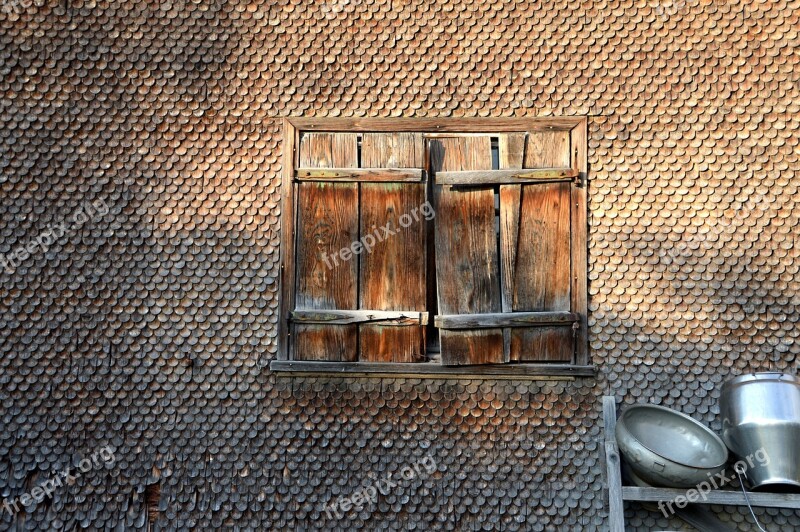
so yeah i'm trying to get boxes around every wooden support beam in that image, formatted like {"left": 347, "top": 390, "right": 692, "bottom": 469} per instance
{"left": 287, "top": 116, "right": 584, "bottom": 133}
{"left": 435, "top": 311, "right": 578, "bottom": 329}
{"left": 435, "top": 167, "right": 577, "bottom": 185}
{"left": 622, "top": 486, "right": 800, "bottom": 510}
{"left": 295, "top": 168, "right": 424, "bottom": 182}
{"left": 291, "top": 310, "right": 428, "bottom": 326}
{"left": 603, "top": 396, "right": 626, "bottom": 532}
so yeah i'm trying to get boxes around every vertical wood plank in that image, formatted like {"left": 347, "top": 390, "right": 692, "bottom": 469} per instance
{"left": 512, "top": 183, "right": 572, "bottom": 311}
{"left": 498, "top": 134, "right": 525, "bottom": 361}
{"left": 498, "top": 132, "right": 526, "bottom": 172}
{"left": 432, "top": 137, "right": 504, "bottom": 365}
{"left": 279, "top": 120, "right": 297, "bottom": 361}
{"left": 603, "top": 396, "right": 626, "bottom": 532}
{"left": 571, "top": 120, "right": 589, "bottom": 366}
{"left": 526, "top": 131, "right": 571, "bottom": 168}
{"left": 510, "top": 326, "right": 573, "bottom": 362}
{"left": 294, "top": 133, "right": 359, "bottom": 361}
{"left": 295, "top": 182, "right": 359, "bottom": 309}
{"left": 501, "top": 132, "right": 574, "bottom": 362}
{"left": 359, "top": 133, "right": 427, "bottom": 362}
{"left": 507, "top": 182, "right": 572, "bottom": 361}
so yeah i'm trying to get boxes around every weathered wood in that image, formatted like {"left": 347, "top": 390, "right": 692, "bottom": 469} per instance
{"left": 432, "top": 136, "right": 504, "bottom": 365}
{"left": 291, "top": 310, "right": 428, "bottom": 325}
{"left": 294, "top": 133, "right": 359, "bottom": 362}
{"left": 603, "top": 396, "right": 626, "bottom": 532}
{"left": 295, "top": 167, "right": 423, "bottom": 182}
{"left": 434, "top": 167, "right": 577, "bottom": 185}
{"left": 295, "top": 182, "right": 359, "bottom": 308}
{"left": 285, "top": 121, "right": 589, "bottom": 367}
{"left": 498, "top": 134, "right": 525, "bottom": 360}
{"left": 270, "top": 359, "right": 596, "bottom": 377}
{"left": 435, "top": 311, "right": 577, "bottom": 329}
{"left": 361, "top": 131, "right": 425, "bottom": 167}
{"left": 359, "top": 133, "right": 427, "bottom": 362}
{"left": 505, "top": 182, "right": 572, "bottom": 311}
{"left": 501, "top": 179, "right": 572, "bottom": 361}
{"left": 570, "top": 120, "right": 589, "bottom": 366}
{"left": 622, "top": 486, "right": 800, "bottom": 510}
{"left": 293, "top": 326, "right": 357, "bottom": 362}
{"left": 498, "top": 133, "right": 525, "bottom": 171}
{"left": 289, "top": 116, "right": 583, "bottom": 133}
{"left": 499, "top": 184, "right": 522, "bottom": 315}
{"left": 510, "top": 325, "right": 574, "bottom": 361}
{"left": 526, "top": 130, "right": 571, "bottom": 168}
{"left": 278, "top": 120, "right": 298, "bottom": 361}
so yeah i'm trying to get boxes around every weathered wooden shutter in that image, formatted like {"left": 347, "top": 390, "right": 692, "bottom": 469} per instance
{"left": 291, "top": 133, "right": 427, "bottom": 362}
{"left": 432, "top": 137, "right": 504, "bottom": 364}
{"left": 432, "top": 132, "right": 579, "bottom": 365}
{"left": 293, "top": 133, "right": 360, "bottom": 361}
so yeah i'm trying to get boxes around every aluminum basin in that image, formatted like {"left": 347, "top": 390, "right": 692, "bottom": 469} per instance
{"left": 616, "top": 404, "right": 728, "bottom": 488}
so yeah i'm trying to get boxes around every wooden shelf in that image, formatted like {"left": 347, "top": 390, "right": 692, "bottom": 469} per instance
{"left": 623, "top": 485, "right": 800, "bottom": 510}
{"left": 603, "top": 396, "right": 800, "bottom": 532}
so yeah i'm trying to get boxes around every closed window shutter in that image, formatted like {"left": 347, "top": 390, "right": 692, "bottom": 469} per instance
{"left": 432, "top": 136, "right": 504, "bottom": 364}
{"left": 291, "top": 133, "right": 428, "bottom": 362}
{"left": 432, "top": 133, "right": 579, "bottom": 365}
{"left": 293, "top": 133, "right": 360, "bottom": 361}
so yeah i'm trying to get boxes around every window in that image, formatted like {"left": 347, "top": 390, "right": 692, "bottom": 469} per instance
{"left": 273, "top": 118, "right": 591, "bottom": 377}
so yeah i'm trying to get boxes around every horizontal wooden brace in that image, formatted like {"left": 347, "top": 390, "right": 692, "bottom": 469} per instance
{"left": 291, "top": 309, "right": 428, "bottom": 325}
{"left": 271, "top": 359, "right": 596, "bottom": 378}
{"left": 435, "top": 311, "right": 578, "bottom": 329}
{"left": 622, "top": 486, "right": 800, "bottom": 510}
{"left": 435, "top": 168, "right": 578, "bottom": 185}
{"left": 287, "top": 117, "right": 585, "bottom": 133}
{"left": 295, "top": 168, "right": 424, "bottom": 182}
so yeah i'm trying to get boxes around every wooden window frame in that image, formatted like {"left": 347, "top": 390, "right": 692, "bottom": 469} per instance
{"left": 272, "top": 117, "right": 593, "bottom": 378}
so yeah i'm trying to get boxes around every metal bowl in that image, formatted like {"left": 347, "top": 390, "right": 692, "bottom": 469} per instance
{"left": 616, "top": 404, "right": 728, "bottom": 488}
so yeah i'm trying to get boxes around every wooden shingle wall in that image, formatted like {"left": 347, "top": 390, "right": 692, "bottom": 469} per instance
{"left": 0, "top": 1, "right": 798, "bottom": 530}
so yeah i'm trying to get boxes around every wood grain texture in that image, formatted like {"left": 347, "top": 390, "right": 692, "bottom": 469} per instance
{"left": 294, "top": 133, "right": 359, "bottom": 361}
{"left": 498, "top": 134, "right": 525, "bottom": 359}
{"left": 432, "top": 136, "right": 504, "bottom": 365}
{"left": 293, "top": 326, "right": 357, "bottom": 362}
{"left": 278, "top": 120, "right": 298, "bottom": 361}
{"left": 271, "top": 359, "right": 596, "bottom": 378}
{"left": 504, "top": 182, "right": 571, "bottom": 311}
{"left": 622, "top": 486, "right": 800, "bottom": 509}
{"left": 359, "top": 133, "right": 427, "bottom": 362}
{"left": 296, "top": 167, "right": 423, "bottom": 182}
{"left": 295, "top": 181, "right": 359, "bottom": 309}
{"left": 502, "top": 134, "right": 574, "bottom": 362}
{"left": 570, "top": 120, "right": 589, "bottom": 365}
{"left": 510, "top": 326, "right": 573, "bottom": 362}
{"left": 434, "top": 168, "right": 576, "bottom": 185}
{"left": 435, "top": 311, "right": 577, "bottom": 329}
{"left": 498, "top": 133, "right": 525, "bottom": 171}
{"left": 289, "top": 116, "right": 583, "bottom": 133}
{"left": 504, "top": 182, "right": 572, "bottom": 362}
{"left": 526, "top": 131, "right": 571, "bottom": 168}
{"left": 292, "top": 310, "right": 427, "bottom": 325}
{"left": 603, "top": 396, "right": 626, "bottom": 532}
